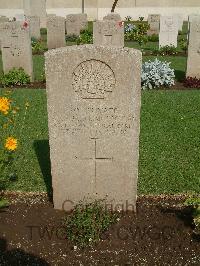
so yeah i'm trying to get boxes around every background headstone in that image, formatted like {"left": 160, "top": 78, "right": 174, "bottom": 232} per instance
{"left": 47, "top": 16, "right": 65, "bottom": 49}
{"left": 66, "top": 14, "right": 88, "bottom": 36}
{"left": 159, "top": 15, "right": 179, "bottom": 47}
{"left": 103, "top": 13, "right": 122, "bottom": 21}
{"left": 186, "top": 17, "right": 200, "bottom": 78}
{"left": 0, "top": 16, "right": 9, "bottom": 48}
{"left": 1, "top": 21, "right": 33, "bottom": 81}
{"left": 45, "top": 45, "right": 142, "bottom": 211}
{"left": 26, "top": 16, "right": 40, "bottom": 39}
{"left": 175, "top": 14, "right": 184, "bottom": 31}
{"left": 23, "top": 0, "right": 46, "bottom": 28}
{"left": 93, "top": 20, "right": 124, "bottom": 47}
{"left": 147, "top": 14, "right": 160, "bottom": 35}
{"left": 0, "top": 16, "right": 9, "bottom": 23}
{"left": 14, "top": 14, "right": 25, "bottom": 22}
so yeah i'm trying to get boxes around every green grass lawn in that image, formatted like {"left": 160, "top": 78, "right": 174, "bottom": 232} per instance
{"left": 0, "top": 89, "right": 199, "bottom": 195}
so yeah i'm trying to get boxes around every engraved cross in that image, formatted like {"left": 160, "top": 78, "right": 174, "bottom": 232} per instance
{"left": 75, "top": 138, "right": 113, "bottom": 184}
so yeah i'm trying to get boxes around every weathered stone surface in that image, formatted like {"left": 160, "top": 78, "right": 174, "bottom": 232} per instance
{"left": 66, "top": 14, "right": 88, "bottom": 36}
{"left": 45, "top": 45, "right": 142, "bottom": 211}
{"left": 186, "top": 17, "right": 200, "bottom": 78}
{"left": 26, "top": 16, "right": 40, "bottom": 39}
{"left": 103, "top": 13, "right": 122, "bottom": 21}
{"left": 47, "top": 16, "right": 65, "bottom": 49}
{"left": 23, "top": 0, "right": 46, "bottom": 28}
{"left": 147, "top": 14, "right": 160, "bottom": 35}
{"left": 93, "top": 20, "right": 124, "bottom": 47}
{"left": 175, "top": 14, "right": 184, "bottom": 31}
{"left": 0, "top": 16, "right": 9, "bottom": 23}
{"left": 1, "top": 21, "right": 33, "bottom": 81}
{"left": 0, "top": 16, "right": 9, "bottom": 48}
{"left": 159, "top": 16, "right": 179, "bottom": 47}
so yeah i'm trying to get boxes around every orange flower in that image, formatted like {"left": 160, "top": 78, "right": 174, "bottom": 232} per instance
{"left": 5, "top": 137, "right": 18, "bottom": 151}
{"left": 0, "top": 97, "right": 11, "bottom": 115}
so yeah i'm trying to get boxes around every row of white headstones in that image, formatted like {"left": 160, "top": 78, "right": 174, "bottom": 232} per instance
{"left": 0, "top": 13, "right": 199, "bottom": 82}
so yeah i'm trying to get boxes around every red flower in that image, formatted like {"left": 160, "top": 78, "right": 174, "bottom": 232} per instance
{"left": 118, "top": 21, "right": 124, "bottom": 27}
{"left": 23, "top": 21, "right": 28, "bottom": 28}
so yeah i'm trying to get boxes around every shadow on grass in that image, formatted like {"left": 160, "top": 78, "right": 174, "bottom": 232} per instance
{"left": 34, "top": 140, "right": 52, "bottom": 201}
{"left": 0, "top": 237, "right": 49, "bottom": 265}
{"left": 175, "top": 70, "right": 185, "bottom": 82}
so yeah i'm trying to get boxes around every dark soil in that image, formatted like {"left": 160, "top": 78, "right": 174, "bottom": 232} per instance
{"left": 0, "top": 193, "right": 199, "bottom": 265}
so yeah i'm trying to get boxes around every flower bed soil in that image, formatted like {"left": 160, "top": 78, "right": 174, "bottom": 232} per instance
{"left": 0, "top": 193, "right": 199, "bottom": 265}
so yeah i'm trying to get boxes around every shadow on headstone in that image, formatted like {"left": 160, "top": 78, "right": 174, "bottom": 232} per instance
{"left": 34, "top": 140, "right": 52, "bottom": 201}
{"left": 0, "top": 237, "right": 49, "bottom": 265}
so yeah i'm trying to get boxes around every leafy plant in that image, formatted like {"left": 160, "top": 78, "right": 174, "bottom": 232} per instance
{"left": 125, "top": 20, "right": 149, "bottom": 46}
{"left": 125, "top": 16, "right": 132, "bottom": 22}
{"left": 179, "top": 38, "right": 188, "bottom": 54}
{"left": 184, "top": 196, "right": 200, "bottom": 235}
{"left": 64, "top": 199, "right": 118, "bottom": 248}
{"left": 141, "top": 59, "right": 175, "bottom": 90}
{"left": 158, "top": 45, "right": 178, "bottom": 56}
{"left": 0, "top": 91, "right": 29, "bottom": 208}
{"left": 77, "top": 29, "right": 93, "bottom": 45}
{"left": 31, "top": 37, "right": 46, "bottom": 54}
{"left": 148, "top": 34, "right": 159, "bottom": 42}
{"left": 66, "top": 34, "right": 79, "bottom": 43}
{"left": 184, "top": 77, "right": 200, "bottom": 88}
{"left": 1, "top": 68, "right": 30, "bottom": 87}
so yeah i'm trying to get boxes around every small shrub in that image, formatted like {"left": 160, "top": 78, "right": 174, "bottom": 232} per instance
{"left": 158, "top": 45, "right": 178, "bottom": 56}
{"left": 125, "top": 16, "right": 132, "bottom": 22}
{"left": 0, "top": 199, "right": 9, "bottom": 209}
{"left": 40, "top": 28, "right": 47, "bottom": 35}
{"left": 64, "top": 199, "right": 118, "bottom": 248}
{"left": 179, "top": 38, "right": 188, "bottom": 54}
{"left": 142, "top": 59, "right": 175, "bottom": 90}
{"left": 77, "top": 29, "right": 93, "bottom": 45}
{"left": 1, "top": 68, "right": 30, "bottom": 87}
{"left": 125, "top": 20, "right": 149, "bottom": 46}
{"left": 66, "top": 34, "right": 79, "bottom": 43}
{"left": 148, "top": 34, "right": 159, "bottom": 42}
{"left": 184, "top": 77, "right": 200, "bottom": 88}
{"left": 31, "top": 38, "right": 46, "bottom": 54}
{"left": 184, "top": 196, "right": 200, "bottom": 235}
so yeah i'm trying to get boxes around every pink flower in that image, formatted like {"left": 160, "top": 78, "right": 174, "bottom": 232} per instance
{"left": 118, "top": 21, "right": 124, "bottom": 28}
{"left": 23, "top": 21, "right": 28, "bottom": 28}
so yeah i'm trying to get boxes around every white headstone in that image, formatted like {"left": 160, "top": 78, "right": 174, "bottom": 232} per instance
{"left": 186, "top": 17, "right": 200, "bottom": 78}
{"left": 1, "top": 22, "right": 33, "bottom": 81}
{"left": 159, "top": 16, "right": 179, "bottom": 47}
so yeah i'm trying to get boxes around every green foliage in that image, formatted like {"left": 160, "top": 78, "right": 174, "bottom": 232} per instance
{"left": 0, "top": 198, "right": 9, "bottom": 209}
{"left": 40, "top": 28, "right": 47, "bottom": 35}
{"left": 65, "top": 199, "right": 118, "bottom": 248}
{"left": 31, "top": 38, "right": 46, "bottom": 54}
{"left": 125, "top": 16, "right": 132, "bottom": 22}
{"left": 1, "top": 68, "right": 30, "bottom": 87}
{"left": 184, "top": 196, "right": 200, "bottom": 235}
{"left": 66, "top": 34, "right": 79, "bottom": 43}
{"left": 179, "top": 38, "right": 188, "bottom": 53}
{"left": 152, "top": 45, "right": 178, "bottom": 56}
{"left": 125, "top": 20, "right": 149, "bottom": 46}
{"left": 77, "top": 29, "right": 93, "bottom": 45}
{"left": 148, "top": 34, "right": 159, "bottom": 42}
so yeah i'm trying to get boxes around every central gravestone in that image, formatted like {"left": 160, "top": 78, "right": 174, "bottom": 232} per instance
{"left": 45, "top": 45, "right": 141, "bottom": 211}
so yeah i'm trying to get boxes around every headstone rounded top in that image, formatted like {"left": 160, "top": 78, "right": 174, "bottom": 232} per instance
{"left": 103, "top": 13, "right": 122, "bottom": 22}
